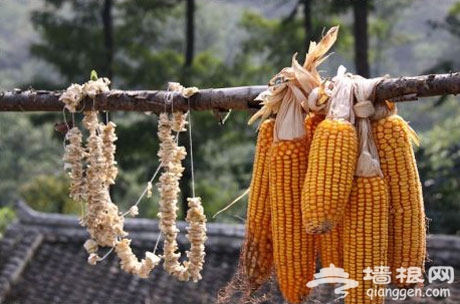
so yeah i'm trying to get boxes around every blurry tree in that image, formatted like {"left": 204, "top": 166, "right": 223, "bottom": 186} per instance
{"left": 20, "top": 174, "right": 80, "bottom": 214}
{"left": 352, "top": 0, "right": 370, "bottom": 77}
{"left": 417, "top": 113, "right": 460, "bottom": 234}
{"left": 369, "top": 0, "right": 413, "bottom": 76}
{"left": 427, "top": 2, "right": 460, "bottom": 75}
{"left": 28, "top": 0, "right": 260, "bottom": 221}
{"left": 0, "top": 113, "right": 62, "bottom": 205}
{"left": 30, "top": 0, "right": 182, "bottom": 88}
{"left": 328, "top": 0, "right": 374, "bottom": 77}
{"left": 238, "top": 4, "right": 339, "bottom": 74}
{"left": 416, "top": 1, "right": 460, "bottom": 235}
{"left": 0, "top": 206, "right": 16, "bottom": 238}
{"left": 281, "top": 0, "right": 315, "bottom": 54}
{"left": 185, "top": 0, "right": 195, "bottom": 67}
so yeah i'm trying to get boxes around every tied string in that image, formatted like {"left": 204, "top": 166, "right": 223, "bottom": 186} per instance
{"left": 352, "top": 75, "right": 385, "bottom": 178}
{"left": 326, "top": 65, "right": 356, "bottom": 124}
{"left": 188, "top": 98, "right": 196, "bottom": 197}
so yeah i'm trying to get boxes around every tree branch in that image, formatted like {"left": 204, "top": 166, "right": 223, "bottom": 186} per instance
{"left": 0, "top": 72, "right": 459, "bottom": 113}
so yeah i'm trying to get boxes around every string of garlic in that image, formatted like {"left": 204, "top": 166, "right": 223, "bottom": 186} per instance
{"left": 157, "top": 111, "right": 207, "bottom": 282}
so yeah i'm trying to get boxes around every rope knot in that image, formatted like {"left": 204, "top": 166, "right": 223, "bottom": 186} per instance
{"left": 353, "top": 100, "right": 375, "bottom": 119}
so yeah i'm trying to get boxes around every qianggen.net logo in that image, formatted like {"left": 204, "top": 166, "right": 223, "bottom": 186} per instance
{"left": 306, "top": 264, "right": 453, "bottom": 301}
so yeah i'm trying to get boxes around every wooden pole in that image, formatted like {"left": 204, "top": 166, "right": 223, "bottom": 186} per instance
{"left": 0, "top": 72, "right": 459, "bottom": 113}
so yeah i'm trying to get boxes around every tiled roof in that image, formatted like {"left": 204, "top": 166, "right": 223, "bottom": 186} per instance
{"left": 1, "top": 202, "right": 460, "bottom": 304}
{"left": 0, "top": 202, "right": 244, "bottom": 304}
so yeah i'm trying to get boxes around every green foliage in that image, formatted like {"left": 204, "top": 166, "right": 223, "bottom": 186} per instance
{"left": 19, "top": 174, "right": 80, "bottom": 215}
{"left": 416, "top": 112, "right": 460, "bottom": 234}
{"left": 0, "top": 113, "right": 62, "bottom": 204}
{"left": 30, "top": 0, "right": 183, "bottom": 87}
{"left": 0, "top": 207, "right": 16, "bottom": 238}
{"left": 368, "top": 0, "right": 413, "bottom": 76}
{"left": 26, "top": 0, "right": 270, "bottom": 222}
{"left": 238, "top": 10, "right": 340, "bottom": 72}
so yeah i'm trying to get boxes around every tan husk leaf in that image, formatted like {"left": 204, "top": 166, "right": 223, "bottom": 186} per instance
{"left": 353, "top": 73, "right": 386, "bottom": 177}
{"left": 273, "top": 83, "right": 307, "bottom": 141}
{"left": 326, "top": 66, "right": 356, "bottom": 123}
{"left": 304, "top": 26, "right": 339, "bottom": 76}
{"left": 248, "top": 26, "right": 339, "bottom": 129}
{"left": 355, "top": 118, "right": 383, "bottom": 177}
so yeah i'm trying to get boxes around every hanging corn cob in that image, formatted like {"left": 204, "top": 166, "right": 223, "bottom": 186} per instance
{"left": 371, "top": 104, "right": 426, "bottom": 288}
{"left": 304, "top": 112, "right": 343, "bottom": 268}
{"left": 243, "top": 118, "right": 275, "bottom": 290}
{"left": 245, "top": 27, "right": 339, "bottom": 304}
{"left": 270, "top": 136, "right": 317, "bottom": 303}
{"left": 301, "top": 66, "right": 358, "bottom": 234}
{"left": 304, "top": 112, "right": 325, "bottom": 142}
{"left": 344, "top": 176, "right": 389, "bottom": 304}
{"left": 343, "top": 77, "right": 389, "bottom": 304}
{"left": 319, "top": 224, "right": 343, "bottom": 269}
{"left": 265, "top": 63, "right": 318, "bottom": 303}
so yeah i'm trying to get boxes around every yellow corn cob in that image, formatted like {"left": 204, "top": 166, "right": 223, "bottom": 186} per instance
{"left": 244, "top": 118, "right": 275, "bottom": 289}
{"left": 319, "top": 223, "right": 343, "bottom": 268}
{"left": 301, "top": 119, "right": 358, "bottom": 234}
{"left": 304, "top": 112, "right": 325, "bottom": 142}
{"left": 304, "top": 113, "right": 343, "bottom": 267}
{"left": 372, "top": 115, "right": 426, "bottom": 288}
{"left": 270, "top": 137, "right": 317, "bottom": 304}
{"left": 343, "top": 176, "right": 389, "bottom": 304}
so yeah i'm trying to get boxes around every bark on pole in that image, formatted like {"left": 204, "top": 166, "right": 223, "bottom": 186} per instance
{"left": 0, "top": 72, "right": 459, "bottom": 113}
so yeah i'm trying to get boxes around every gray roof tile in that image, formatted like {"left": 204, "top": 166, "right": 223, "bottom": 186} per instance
{"left": 1, "top": 202, "right": 460, "bottom": 304}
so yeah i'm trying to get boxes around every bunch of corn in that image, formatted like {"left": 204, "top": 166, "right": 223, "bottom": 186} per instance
{"left": 241, "top": 30, "right": 426, "bottom": 304}
{"left": 243, "top": 27, "right": 338, "bottom": 303}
